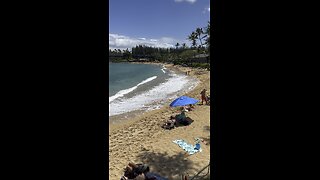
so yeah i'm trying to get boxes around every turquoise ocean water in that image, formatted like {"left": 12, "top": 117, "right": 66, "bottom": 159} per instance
{"left": 109, "top": 62, "right": 198, "bottom": 117}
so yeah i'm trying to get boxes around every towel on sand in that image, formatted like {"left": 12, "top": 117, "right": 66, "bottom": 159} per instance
{"left": 173, "top": 139, "right": 202, "bottom": 155}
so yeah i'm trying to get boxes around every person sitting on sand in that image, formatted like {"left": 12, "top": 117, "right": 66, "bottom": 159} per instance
{"left": 185, "top": 104, "right": 195, "bottom": 111}
{"left": 174, "top": 107, "right": 190, "bottom": 125}
{"left": 121, "top": 163, "right": 167, "bottom": 180}
{"left": 161, "top": 117, "right": 176, "bottom": 129}
{"left": 121, "top": 163, "right": 150, "bottom": 180}
{"left": 200, "top": 89, "right": 208, "bottom": 105}
{"left": 175, "top": 107, "right": 186, "bottom": 121}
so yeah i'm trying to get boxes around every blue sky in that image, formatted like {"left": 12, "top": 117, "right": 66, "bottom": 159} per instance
{"left": 109, "top": 0, "right": 210, "bottom": 50}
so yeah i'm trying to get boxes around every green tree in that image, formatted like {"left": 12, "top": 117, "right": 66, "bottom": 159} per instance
{"left": 204, "top": 21, "right": 210, "bottom": 47}
{"left": 182, "top": 43, "right": 187, "bottom": 49}
{"left": 195, "top": 28, "right": 204, "bottom": 47}
{"left": 123, "top": 48, "right": 131, "bottom": 60}
{"left": 188, "top": 31, "right": 197, "bottom": 48}
{"left": 175, "top": 42, "right": 180, "bottom": 49}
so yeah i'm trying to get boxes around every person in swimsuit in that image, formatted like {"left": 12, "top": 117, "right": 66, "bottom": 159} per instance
{"left": 200, "top": 89, "right": 208, "bottom": 105}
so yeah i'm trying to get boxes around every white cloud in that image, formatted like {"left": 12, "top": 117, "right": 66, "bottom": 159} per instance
{"left": 174, "top": 0, "right": 197, "bottom": 4}
{"left": 203, "top": 6, "right": 210, "bottom": 14}
{"left": 109, "top": 33, "right": 188, "bottom": 50}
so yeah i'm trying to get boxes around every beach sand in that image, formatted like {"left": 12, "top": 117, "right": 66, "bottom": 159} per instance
{"left": 109, "top": 63, "right": 211, "bottom": 180}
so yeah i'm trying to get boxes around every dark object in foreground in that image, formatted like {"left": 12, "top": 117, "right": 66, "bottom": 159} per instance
{"left": 121, "top": 163, "right": 150, "bottom": 179}
{"left": 176, "top": 116, "right": 191, "bottom": 126}
{"left": 161, "top": 120, "right": 175, "bottom": 130}
{"left": 161, "top": 115, "right": 193, "bottom": 130}
{"left": 120, "top": 162, "right": 168, "bottom": 180}
{"left": 206, "top": 95, "right": 210, "bottom": 105}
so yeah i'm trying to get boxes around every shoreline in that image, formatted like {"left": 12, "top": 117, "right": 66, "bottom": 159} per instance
{"left": 109, "top": 62, "right": 204, "bottom": 132}
{"left": 109, "top": 62, "right": 210, "bottom": 179}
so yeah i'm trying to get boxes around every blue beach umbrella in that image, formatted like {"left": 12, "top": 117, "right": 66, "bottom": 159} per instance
{"left": 170, "top": 96, "right": 199, "bottom": 107}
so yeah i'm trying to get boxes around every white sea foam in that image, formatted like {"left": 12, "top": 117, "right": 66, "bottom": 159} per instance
{"left": 109, "top": 73, "right": 199, "bottom": 116}
{"left": 109, "top": 76, "right": 157, "bottom": 103}
{"left": 161, "top": 65, "right": 167, "bottom": 73}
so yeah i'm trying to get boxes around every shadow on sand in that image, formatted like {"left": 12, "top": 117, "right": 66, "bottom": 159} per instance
{"left": 200, "top": 126, "right": 211, "bottom": 145}
{"left": 175, "top": 117, "right": 194, "bottom": 128}
{"left": 203, "top": 125, "right": 210, "bottom": 132}
{"left": 199, "top": 136, "right": 211, "bottom": 146}
{"left": 135, "top": 151, "right": 199, "bottom": 179}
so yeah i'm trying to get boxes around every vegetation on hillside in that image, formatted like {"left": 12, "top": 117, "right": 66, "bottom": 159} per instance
{"left": 108, "top": 22, "right": 211, "bottom": 70}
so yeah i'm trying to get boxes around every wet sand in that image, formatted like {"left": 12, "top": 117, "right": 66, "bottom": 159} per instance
{"left": 109, "top": 63, "right": 211, "bottom": 179}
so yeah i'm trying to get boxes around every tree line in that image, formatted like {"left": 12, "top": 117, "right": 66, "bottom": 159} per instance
{"left": 108, "top": 21, "right": 210, "bottom": 68}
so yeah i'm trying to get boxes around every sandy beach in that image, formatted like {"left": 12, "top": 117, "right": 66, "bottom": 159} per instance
{"left": 109, "top": 63, "right": 211, "bottom": 180}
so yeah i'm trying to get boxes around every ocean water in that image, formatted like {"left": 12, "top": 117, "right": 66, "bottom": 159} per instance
{"left": 109, "top": 62, "right": 198, "bottom": 117}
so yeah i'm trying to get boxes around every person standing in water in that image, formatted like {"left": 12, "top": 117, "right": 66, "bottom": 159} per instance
{"left": 200, "top": 89, "right": 208, "bottom": 105}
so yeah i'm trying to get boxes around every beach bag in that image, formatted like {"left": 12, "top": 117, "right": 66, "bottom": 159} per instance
{"left": 194, "top": 143, "right": 201, "bottom": 150}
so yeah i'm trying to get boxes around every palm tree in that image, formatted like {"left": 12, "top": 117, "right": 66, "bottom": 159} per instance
{"left": 175, "top": 42, "right": 180, "bottom": 49}
{"left": 188, "top": 31, "right": 197, "bottom": 48}
{"left": 195, "top": 28, "right": 204, "bottom": 47}
{"left": 204, "top": 21, "right": 210, "bottom": 48}
{"left": 203, "top": 21, "right": 210, "bottom": 61}
{"left": 182, "top": 43, "right": 187, "bottom": 49}
{"left": 188, "top": 31, "right": 198, "bottom": 65}
{"left": 175, "top": 42, "right": 181, "bottom": 60}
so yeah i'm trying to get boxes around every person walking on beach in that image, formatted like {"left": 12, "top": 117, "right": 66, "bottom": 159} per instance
{"left": 200, "top": 89, "right": 208, "bottom": 105}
